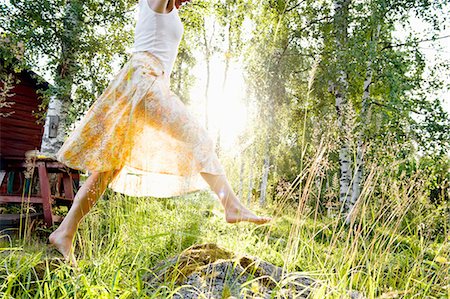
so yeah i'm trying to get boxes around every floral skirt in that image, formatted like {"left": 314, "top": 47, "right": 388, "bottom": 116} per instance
{"left": 56, "top": 51, "right": 224, "bottom": 197}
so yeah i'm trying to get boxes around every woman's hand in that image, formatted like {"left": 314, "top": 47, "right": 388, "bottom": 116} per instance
{"left": 148, "top": 0, "right": 190, "bottom": 13}
{"left": 175, "top": 0, "right": 191, "bottom": 9}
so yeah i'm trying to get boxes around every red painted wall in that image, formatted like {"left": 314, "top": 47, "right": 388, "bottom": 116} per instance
{"left": 0, "top": 71, "right": 47, "bottom": 159}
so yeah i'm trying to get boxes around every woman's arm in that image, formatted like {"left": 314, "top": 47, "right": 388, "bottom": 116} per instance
{"left": 147, "top": 0, "right": 171, "bottom": 13}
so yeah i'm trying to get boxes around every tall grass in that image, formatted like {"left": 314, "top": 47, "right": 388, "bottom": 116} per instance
{"left": 0, "top": 151, "right": 448, "bottom": 298}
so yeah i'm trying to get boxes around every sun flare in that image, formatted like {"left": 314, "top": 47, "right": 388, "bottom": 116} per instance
{"left": 189, "top": 55, "right": 249, "bottom": 153}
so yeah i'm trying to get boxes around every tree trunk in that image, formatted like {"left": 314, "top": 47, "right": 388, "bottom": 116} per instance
{"left": 223, "top": 23, "right": 231, "bottom": 92}
{"left": 348, "top": 66, "right": 371, "bottom": 215}
{"left": 332, "top": 0, "right": 352, "bottom": 214}
{"left": 346, "top": 24, "right": 380, "bottom": 223}
{"left": 202, "top": 17, "right": 212, "bottom": 130}
{"left": 216, "top": 26, "right": 232, "bottom": 157}
{"left": 345, "top": 91, "right": 368, "bottom": 223}
{"left": 40, "top": 96, "right": 70, "bottom": 157}
{"left": 338, "top": 143, "right": 352, "bottom": 209}
{"left": 238, "top": 150, "right": 244, "bottom": 197}
{"left": 247, "top": 123, "right": 256, "bottom": 206}
{"left": 176, "top": 53, "right": 183, "bottom": 96}
{"left": 247, "top": 155, "right": 253, "bottom": 205}
{"left": 259, "top": 136, "right": 270, "bottom": 207}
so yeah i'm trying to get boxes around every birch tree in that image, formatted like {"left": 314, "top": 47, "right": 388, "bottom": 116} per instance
{"left": 244, "top": 0, "right": 314, "bottom": 207}
{"left": 330, "top": 0, "right": 352, "bottom": 212}
{"left": 1, "top": 0, "right": 135, "bottom": 156}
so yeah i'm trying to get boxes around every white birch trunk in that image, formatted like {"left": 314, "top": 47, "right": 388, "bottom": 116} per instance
{"left": 338, "top": 140, "right": 352, "bottom": 209}
{"left": 204, "top": 45, "right": 210, "bottom": 130}
{"left": 259, "top": 136, "right": 270, "bottom": 207}
{"left": 346, "top": 24, "right": 380, "bottom": 223}
{"left": 176, "top": 55, "right": 183, "bottom": 95}
{"left": 40, "top": 96, "right": 69, "bottom": 157}
{"left": 346, "top": 68, "right": 371, "bottom": 223}
{"left": 247, "top": 159, "right": 253, "bottom": 205}
{"left": 247, "top": 135, "right": 256, "bottom": 205}
{"left": 334, "top": 73, "right": 352, "bottom": 211}
{"left": 215, "top": 25, "right": 233, "bottom": 157}
{"left": 202, "top": 17, "right": 215, "bottom": 131}
{"left": 331, "top": 0, "right": 352, "bottom": 214}
{"left": 238, "top": 151, "right": 244, "bottom": 197}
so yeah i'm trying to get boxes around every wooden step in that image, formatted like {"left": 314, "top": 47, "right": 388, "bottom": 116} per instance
{"left": 0, "top": 196, "right": 50, "bottom": 204}
{"left": 0, "top": 213, "right": 43, "bottom": 226}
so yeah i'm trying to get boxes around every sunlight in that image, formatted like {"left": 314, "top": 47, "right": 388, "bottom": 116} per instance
{"left": 188, "top": 54, "right": 249, "bottom": 153}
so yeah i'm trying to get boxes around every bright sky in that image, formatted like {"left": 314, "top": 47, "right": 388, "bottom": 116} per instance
{"left": 393, "top": 12, "right": 450, "bottom": 114}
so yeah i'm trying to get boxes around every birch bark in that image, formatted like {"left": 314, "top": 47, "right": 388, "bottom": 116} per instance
{"left": 259, "top": 136, "right": 270, "bottom": 207}
{"left": 202, "top": 17, "right": 216, "bottom": 131}
{"left": 203, "top": 23, "right": 210, "bottom": 130}
{"left": 247, "top": 148, "right": 254, "bottom": 205}
{"left": 332, "top": 0, "right": 352, "bottom": 212}
{"left": 238, "top": 151, "right": 244, "bottom": 197}
{"left": 347, "top": 24, "right": 381, "bottom": 223}
{"left": 40, "top": 96, "right": 70, "bottom": 157}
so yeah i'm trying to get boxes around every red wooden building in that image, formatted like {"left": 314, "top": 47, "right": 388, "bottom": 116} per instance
{"left": 0, "top": 65, "right": 47, "bottom": 157}
{"left": 0, "top": 61, "right": 78, "bottom": 228}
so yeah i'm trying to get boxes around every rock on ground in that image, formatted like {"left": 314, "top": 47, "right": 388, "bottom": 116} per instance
{"left": 143, "top": 243, "right": 366, "bottom": 299}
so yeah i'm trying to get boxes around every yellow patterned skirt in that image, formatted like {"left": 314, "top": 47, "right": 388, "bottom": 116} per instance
{"left": 56, "top": 51, "right": 224, "bottom": 197}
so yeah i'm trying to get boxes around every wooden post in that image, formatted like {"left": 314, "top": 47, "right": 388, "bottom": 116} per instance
{"left": 37, "top": 162, "right": 53, "bottom": 227}
{"left": 62, "top": 173, "right": 74, "bottom": 200}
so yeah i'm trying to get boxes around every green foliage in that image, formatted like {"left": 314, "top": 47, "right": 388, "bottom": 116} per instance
{"left": 236, "top": 0, "right": 449, "bottom": 212}
{"left": 0, "top": 0, "right": 136, "bottom": 126}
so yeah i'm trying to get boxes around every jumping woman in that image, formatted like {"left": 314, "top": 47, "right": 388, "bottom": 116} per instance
{"left": 49, "top": 0, "right": 271, "bottom": 265}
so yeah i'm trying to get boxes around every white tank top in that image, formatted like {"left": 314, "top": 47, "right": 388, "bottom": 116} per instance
{"left": 132, "top": 0, "right": 184, "bottom": 77}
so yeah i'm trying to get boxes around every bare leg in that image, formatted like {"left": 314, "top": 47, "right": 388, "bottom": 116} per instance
{"left": 200, "top": 172, "right": 271, "bottom": 224}
{"left": 49, "top": 169, "right": 120, "bottom": 265}
{"left": 137, "top": 83, "right": 271, "bottom": 224}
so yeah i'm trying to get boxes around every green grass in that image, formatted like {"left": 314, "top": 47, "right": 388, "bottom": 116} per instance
{"left": 0, "top": 184, "right": 448, "bottom": 298}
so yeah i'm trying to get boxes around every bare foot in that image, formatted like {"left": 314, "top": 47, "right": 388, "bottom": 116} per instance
{"left": 224, "top": 205, "right": 272, "bottom": 224}
{"left": 49, "top": 230, "right": 77, "bottom": 267}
